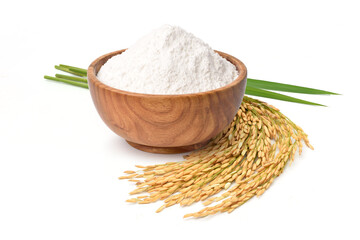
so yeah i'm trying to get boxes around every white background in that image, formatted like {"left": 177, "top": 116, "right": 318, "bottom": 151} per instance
{"left": 1, "top": 0, "right": 359, "bottom": 239}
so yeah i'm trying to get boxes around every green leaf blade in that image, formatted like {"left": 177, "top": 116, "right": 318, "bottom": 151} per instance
{"left": 55, "top": 74, "right": 88, "bottom": 83}
{"left": 245, "top": 86, "right": 326, "bottom": 106}
{"left": 59, "top": 64, "right": 88, "bottom": 73}
{"left": 44, "top": 75, "right": 89, "bottom": 89}
{"left": 55, "top": 65, "right": 87, "bottom": 77}
{"left": 247, "top": 78, "right": 339, "bottom": 95}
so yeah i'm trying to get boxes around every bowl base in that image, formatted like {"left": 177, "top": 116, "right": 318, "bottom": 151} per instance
{"left": 126, "top": 140, "right": 210, "bottom": 154}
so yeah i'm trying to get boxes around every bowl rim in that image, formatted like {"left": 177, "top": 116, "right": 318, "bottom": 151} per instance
{"left": 88, "top": 49, "right": 247, "bottom": 98}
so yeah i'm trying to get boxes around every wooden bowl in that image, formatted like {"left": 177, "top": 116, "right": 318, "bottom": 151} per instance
{"left": 88, "top": 49, "right": 247, "bottom": 154}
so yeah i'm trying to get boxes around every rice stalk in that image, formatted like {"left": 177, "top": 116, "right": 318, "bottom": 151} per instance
{"left": 119, "top": 96, "right": 313, "bottom": 218}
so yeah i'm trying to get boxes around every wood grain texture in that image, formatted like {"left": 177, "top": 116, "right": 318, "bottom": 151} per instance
{"left": 88, "top": 49, "right": 247, "bottom": 153}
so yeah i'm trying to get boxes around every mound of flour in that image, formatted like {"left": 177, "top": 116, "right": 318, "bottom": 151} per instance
{"left": 97, "top": 25, "right": 238, "bottom": 94}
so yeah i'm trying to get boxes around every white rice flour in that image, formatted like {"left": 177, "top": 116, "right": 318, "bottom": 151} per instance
{"left": 97, "top": 25, "right": 238, "bottom": 94}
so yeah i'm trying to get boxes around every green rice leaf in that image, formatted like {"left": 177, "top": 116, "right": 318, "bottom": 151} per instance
{"left": 245, "top": 86, "right": 325, "bottom": 106}
{"left": 247, "top": 78, "right": 339, "bottom": 95}
{"left": 44, "top": 75, "right": 89, "bottom": 89}
{"left": 55, "top": 65, "right": 87, "bottom": 77}
{"left": 59, "top": 64, "right": 87, "bottom": 75}
{"left": 55, "top": 74, "right": 88, "bottom": 83}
